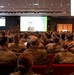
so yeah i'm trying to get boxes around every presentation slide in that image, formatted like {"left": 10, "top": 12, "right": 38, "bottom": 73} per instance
{"left": 71, "top": 0, "right": 74, "bottom": 16}
{"left": 0, "top": 17, "right": 6, "bottom": 26}
{"left": 20, "top": 16, "right": 47, "bottom": 32}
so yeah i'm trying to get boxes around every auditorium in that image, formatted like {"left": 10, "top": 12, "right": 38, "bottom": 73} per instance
{"left": 0, "top": 0, "right": 74, "bottom": 75}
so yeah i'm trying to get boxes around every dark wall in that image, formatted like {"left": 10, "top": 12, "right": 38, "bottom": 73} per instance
{"left": 0, "top": 16, "right": 20, "bottom": 31}
{"left": 0, "top": 16, "right": 74, "bottom": 32}
{"left": 49, "top": 16, "right": 74, "bottom": 32}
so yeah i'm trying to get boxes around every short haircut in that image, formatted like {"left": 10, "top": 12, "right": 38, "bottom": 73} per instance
{"left": 1, "top": 32, "right": 5, "bottom": 36}
{"left": 14, "top": 34, "right": 20, "bottom": 40}
{"left": 0, "top": 36, "right": 8, "bottom": 46}
{"left": 62, "top": 41, "right": 68, "bottom": 49}
{"left": 17, "top": 53, "right": 33, "bottom": 72}
{"left": 61, "top": 33, "right": 65, "bottom": 40}
{"left": 54, "top": 37, "right": 59, "bottom": 43}
{"left": 29, "top": 36, "right": 39, "bottom": 46}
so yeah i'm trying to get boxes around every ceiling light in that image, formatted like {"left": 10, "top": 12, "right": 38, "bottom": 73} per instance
{"left": 67, "top": 4, "right": 69, "bottom": 6}
{"left": 63, "top": 12, "right": 66, "bottom": 13}
{"left": 51, "top": 4, "right": 53, "bottom": 5}
{"left": 49, "top": 8, "right": 51, "bottom": 10}
{"left": 0, "top": 6, "right": 4, "bottom": 8}
{"left": 29, "top": 4, "right": 31, "bottom": 5}
{"left": 57, "top": 13, "right": 60, "bottom": 15}
{"left": 61, "top": 4, "right": 63, "bottom": 6}
{"left": 61, "top": 2, "right": 63, "bottom": 6}
{"left": 63, "top": 8, "right": 65, "bottom": 9}
{"left": 8, "top": 4, "right": 10, "bottom": 6}
{"left": 13, "top": 8, "right": 15, "bottom": 9}
{"left": 33, "top": 3, "right": 38, "bottom": 5}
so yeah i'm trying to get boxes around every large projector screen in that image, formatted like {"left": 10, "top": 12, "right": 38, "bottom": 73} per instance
{"left": 0, "top": 17, "right": 6, "bottom": 26}
{"left": 71, "top": 0, "right": 74, "bottom": 16}
{"left": 20, "top": 16, "right": 47, "bottom": 32}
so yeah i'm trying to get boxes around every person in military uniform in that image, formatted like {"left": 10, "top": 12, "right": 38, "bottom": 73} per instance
{"left": 0, "top": 36, "right": 17, "bottom": 64}
{"left": 53, "top": 41, "right": 74, "bottom": 64}
{"left": 8, "top": 34, "right": 27, "bottom": 56}
{"left": 24, "top": 35, "right": 48, "bottom": 65}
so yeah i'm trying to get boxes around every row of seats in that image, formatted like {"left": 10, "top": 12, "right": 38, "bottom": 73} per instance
{"left": 0, "top": 63, "right": 16, "bottom": 75}
{"left": 32, "top": 64, "right": 74, "bottom": 75}
{"left": 32, "top": 54, "right": 74, "bottom": 75}
{"left": 52, "top": 64, "right": 74, "bottom": 75}
{"left": 0, "top": 63, "right": 74, "bottom": 75}
{"left": 0, "top": 54, "right": 74, "bottom": 75}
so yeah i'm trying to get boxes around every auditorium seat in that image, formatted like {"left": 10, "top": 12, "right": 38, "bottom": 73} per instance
{"left": 32, "top": 65, "right": 47, "bottom": 75}
{"left": 47, "top": 54, "right": 55, "bottom": 68}
{"left": 52, "top": 64, "right": 74, "bottom": 75}
{"left": 0, "top": 62, "right": 16, "bottom": 75}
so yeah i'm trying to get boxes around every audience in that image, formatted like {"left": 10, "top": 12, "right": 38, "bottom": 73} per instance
{"left": 0, "top": 30, "right": 74, "bottom": 74}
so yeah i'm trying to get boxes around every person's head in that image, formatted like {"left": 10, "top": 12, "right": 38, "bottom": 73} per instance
{"left": 1, "top": 31, "right": 5, "bottom": 37}
{"left": 67, "top": 34, "right": 73, "bottom": 41}
{"left": 26, "top": 42, "right": 30, "bottom": 49}
{"left": 0, "top": 36, "right": 8, "bottom": 47}
{"left": 54, "top": 37, "right": 60, "bottom": 44}
{"left": 28, "top": 35, "right": 39, "bottom": 48}
{"left": 37, "top": 33, "right": 42, "bottom": 38}
{"left": 17, "top": 53, "right": 33, "bottom": 73}
{"left": 61, "top": 33, "right": 65, "bottom": 40}
{"left": 70, "top": 34, "right": 73, "bottom": 41}
{"left": 62, "top": 41, "right": 68, "bottom": 49}
{"left": 29, "top": 22, "right": 33, "bottom": 26}
{"left": 14, "top": 34, "right": 20, "bottom": 43}
{"left": 47, "top": 33, "right": 51, "bottom": 39}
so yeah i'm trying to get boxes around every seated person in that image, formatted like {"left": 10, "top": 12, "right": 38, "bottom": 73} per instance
{"left": 28, "top": 22, "right": 34, "bottom": 31}
{"left": 24, "top": 35, "right": 48, "bottom": 65}
{"left": 68, "top": 43, "right": 74, "bottom": 54}
{"left": 45, "top": 37, "right": 61, "bottom": 54}
{"left": 53, "top": 41, "right": 74, "bottom": 64}
{"left": 52, "top": 37, "right": 61, "bottom": 53}
{"left": 45, "top": 40, "right": 54, "bottom": 54}
{"left": 8, "top": 34, "right": 27, "bottom": 54}
{"left": 6, "top": 30, "right": 14, "bottom": 43}
{"left": 67, "top": 34, "right": 74, "bottom": 54}
{"left": 0, "top": 36, "right": 17, "bottom": 64}
{"left": 10, "top": 53, "right": 38, "bottom": 75}
{"left": 45, "top": 33, "right": 53, "bottom": 45}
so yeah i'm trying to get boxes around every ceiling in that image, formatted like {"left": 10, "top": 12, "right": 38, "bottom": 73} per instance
{"left": 0, "top": 0, "right": 71, "bottom": 16}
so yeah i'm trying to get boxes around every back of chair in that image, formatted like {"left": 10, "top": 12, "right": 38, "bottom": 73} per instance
{"left": 52, "top": 64, "right": 74, "bottom": 75}
{"left": 32, "top": 65, "right": 47, "bottom": 75}
{"left": 0, "top": 62, "right": 16, "bottom": 75}
{"left": 47, "top": 54, "right": 55, "bottom": 68}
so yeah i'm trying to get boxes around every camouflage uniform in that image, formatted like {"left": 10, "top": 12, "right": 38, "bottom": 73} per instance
{"left": 8, "top": 42, "right": 27, "bottom": 53}
{"left": 53, "top": 50, "right": 74, "bottom": 63}
{"left": 0, "top": 48, "right": 17, "bottom": 64}
{"left": 24, "top": 47, "right": 48, "bottom": 65}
